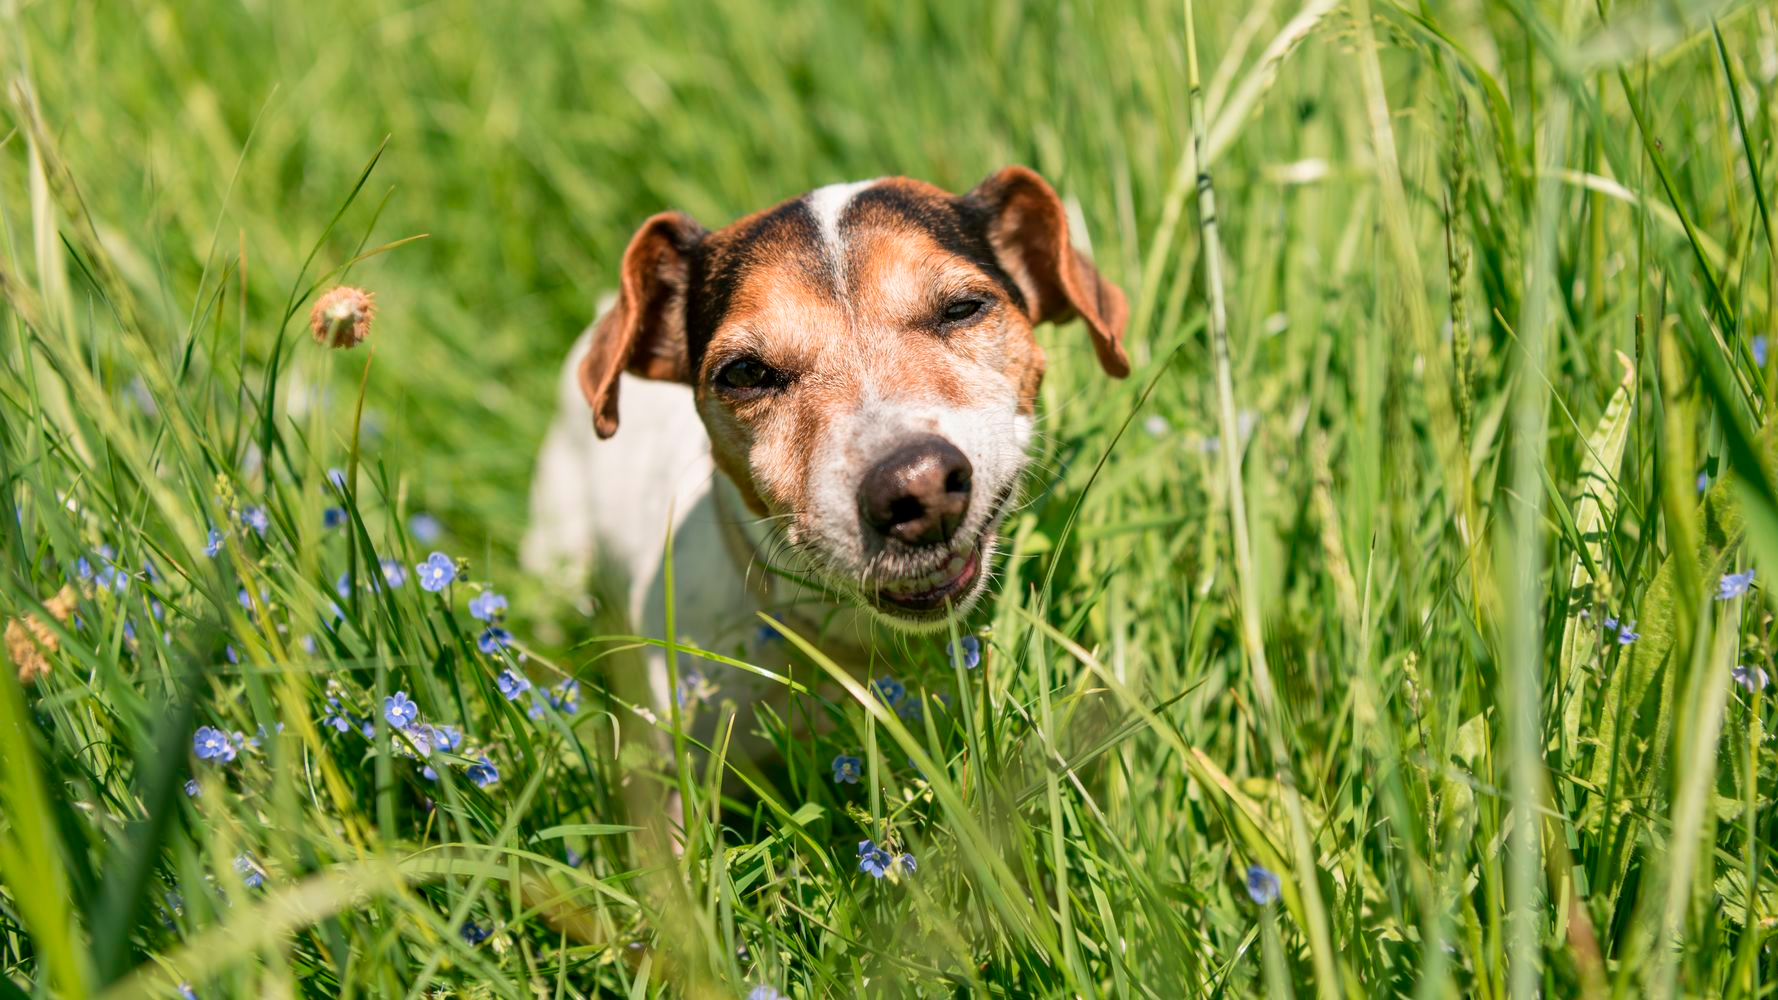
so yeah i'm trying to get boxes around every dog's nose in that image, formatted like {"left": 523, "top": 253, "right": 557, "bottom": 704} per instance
{"left": 859, "top": 436, "right": 973, "bottom": 546}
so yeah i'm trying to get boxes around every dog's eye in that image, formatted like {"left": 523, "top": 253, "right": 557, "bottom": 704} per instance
{"left": 942, "top": 299, "right": 983, "bottom": 323}
{"left": 715, "top": 358, "right": 779, "bottom": 392}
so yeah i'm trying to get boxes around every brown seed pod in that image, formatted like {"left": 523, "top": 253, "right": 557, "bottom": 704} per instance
{"left": 309, "top": 286, "right": 376, "bottom": 349}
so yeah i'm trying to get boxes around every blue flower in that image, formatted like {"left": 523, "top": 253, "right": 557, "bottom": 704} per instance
{"left": 430, "top": 724, "right": 463, "bottom": 752}
{"left": 549, "top": 679, "right": 580, "bottom": 714}
{"left": 122, "top": 621, "right": 137, "bottom": 645}
{"left": 897, "top": 694, "right": 925, "bottom": 724}
{"left": 1733, "top": 663, "right": 1770, "bottom": 693}
{"left": 379, "top": 558, "right": 407, "bottom": 589}
{"left": 468, "top": 590, "right": 508, "bottom": 622}
{"left": 459, "top": 919, "right": 491, "bottom": 945}
{"left": 194, "top": 726, "right": 236, "bottom": 763}
{"left": 565, "top": 847, "right": 584, "bottom": 867}
{"left": 754, "top": 612, "right": 784, "bottom": 645}
{"left": 234, "top": 853, "right": 264, "bottom": 890}
{"left": 1756, "top": 335, "right": 1769, "bottom": 368}
{"left": 335, "top": 572, "right": 352, "bottom": 598}
{"left": 322, "top": 699, "right": 352, "bottom": 733}
{"left": 420, "top": 764, "right": 438, "bottom": 781}
{"left": 1616, "top": 620, "right": 1639, "bottom": 644}
{"left": 746, "top": 988, "right": 788, "bottom": 1000}
{"left": 327, "top": 467, "right": 347, "bottom": 489}
{"left": 496, "top": 668, "right": 531, "bottom": 701}
{"left": 871, "top": 676, "right": 905, "bottom": 706}
{"left": 323, "top": 506, "right": 347, "bottom": 529}
{"left": 898, "top": 852, "right": 917, "bottom": 875}
{"left": 1718, "top": 569, "right": 1757, "bottom": 601}
{"left": 947, "top": 635, "right": 982, "bottom": 670}
{"left": 1698, "top": 471, "right": 1711, "bottom": 494}
{"left": 477, "top": 626, "right": 513, "bottom": 655}
{"left": 237, "top": 587, "right": 256, "bottom": 613}
{"left": 858, "top": 839, "right": 893, "bottom": 878}
{"left": 204, "top": 528, "right": 224, "bottom": 557}
{"left": 415, "top": 552, "right": 455, "bottom": 592}
{"left": 178, "top": 984, "right": 197, "bottom": 1000}
{"left": 183, "top": 778, "right": 200, "bottom": 797}
{"left": 75, "top": 554, "right": 94, "bottom": 580}
{"left": 1245, "top": 864, "right": 1281, "bottom": 905}
{"left": 239, "top": 506, "right": 269, "bottom": 535}
{"left": 225, "top": 645, "right": 239, "bottom": 665}
{"left": 384, "top": 691, "right": 420, "bottom": 729}
{"left": 410, "top": 512, "right": 444, "bottom": 543}
{"left": 832, "top": 754, "right": 862, "bottom": 784}
{"left": 466, "top": 756, "right": 500, "bottom": 788}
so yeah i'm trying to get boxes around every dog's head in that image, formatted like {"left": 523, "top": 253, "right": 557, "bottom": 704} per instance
{"left": 578, "top": 167, "right": 1128, "bottom": 630}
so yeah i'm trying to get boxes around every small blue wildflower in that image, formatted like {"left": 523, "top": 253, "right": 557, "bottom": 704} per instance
{"left": 565, "top": 846, "right": 584, "bottom": 867}
{"left": 194, "top": 726, "right": 236, "bottom": 763}
{"left": 420, "top": 763, "right": 438, "bottom": 781}
{"left": 384, "top": 691, "right": 420, "bottom": 729}
{"left": 94, "top": 563, "right": 125, "bottom": 592}
{"left": 746, "top": 988, "right": 789, "bottom": 1000}
{"left": 225, "top": 645, "right": 239, "bottom": 665}
{"left": 430, "top": 724, "right": 463, "bottom": 752}
{"left": 234, "top": 854, "right": 264, "bottom": 890}
{"left": 322, "top": 698, "right": 351, "bottom": 733}
{"left": 179, "top": 984, "right": 197, "bottom": 1000}
{"left": 299, "top": 634, "right": 317, "bottom": 655}
{"left": 1698, "top": 471, "right": 1711, "bottom": 494}
{"left": 335, "top": 572, "right": 352, "bottom": 598}
{"left": 1616, "top": 620, "right": 1639, "bottom": 644}
{"left": 239, "top": 506, "right": 269, "bottom": 535}
{"left": 466, "top": 756, "right": 500, "bottom": 788}
{"left": 1245, "top": 864, "right": 1281, "bottom": 905}
{"left": 477, "top": 626, "right": 513, "bottom": 655}
{"left": 468, "top": 590, "right": 508, "bottom": 622}
{"left": 323, "top": 506, "right": 347, "bottom": 529}
{"left": 898, "top": 852, "right": 917, "bottom": 875}
{"left": 409, "top": 512, "right": 444, "bottom": 543}
{"left": 947, "top": 635, "right": 982, "bottom": 670}
{"left": 1733, "top": 664, "right": 1770, "bottom": 693}
{"left": 1757, "top": 335, "right": 1769, "bottom": 368}
{"left": 496, "top": 668, "right": 531, "bottom": 701}
{"left": 183, "top": 778, "right": 200, "bottom": 797}
{"left": 327, "top": 467, "right": 347, "bottom": 489}
{"left": 1718, "top": 568, "right": 1757, "bottom": 601}
{"left": 237, "top": 587, "right": 256, "bottom": 613}
{"left": 358, "top": 716, "right": 375, "bottom": 740}
{"left": 379, "top": 558, "right": 407, "bottom": 589}
{"left": 858, "top": 839, "right": 893, "bottom": 878}
{"left": 122, "top": 621, "right": 137, "bottom": 645}
{"left": 1603, "top": 615, "right": 1618, "bottom": 631}
{"left": 832, "top": 753, "right": 862, "bottom": 784}
{"left": 142, "top": 559, "right": 160, "bottom": 583}
{"left": 415, "top": 552, "right": 456, "bottom": 592}
{"left": 460, "top": 919, "right": 492, "bottom": 945}
{"left": 204, "top": 529, "right": 224, "bottom": 558}
{"left": 754, "top": 612, "right": 784, "bottom": 645}
{"left": 897, "top": 693, "right": 925, "bottom": 724}
{"left": 527, "top": 696, "right": 548, "bottom": 721}
{"left": 75, "top": 554, "right": 94, "bottom": 580}
{"left": 872, "top": 676, "right": 906, "bottom": 706}
{"left": 549, "top": 679, "right": 580, "bottom": 714}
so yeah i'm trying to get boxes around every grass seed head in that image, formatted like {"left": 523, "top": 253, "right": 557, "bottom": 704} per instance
{"left": 309, "top": 285, "right": 376, "bottom": 349}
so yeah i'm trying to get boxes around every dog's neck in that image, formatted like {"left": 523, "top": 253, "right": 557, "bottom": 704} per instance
{"left": 708, "top": 473, "right": 877, "bottom": 655}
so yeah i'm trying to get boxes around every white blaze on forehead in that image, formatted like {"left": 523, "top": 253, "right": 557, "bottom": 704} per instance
{"left": 805, "top": 179, "right": 878, "bottom": 263}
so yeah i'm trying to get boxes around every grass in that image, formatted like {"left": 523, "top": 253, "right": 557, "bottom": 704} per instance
{"left": 2, "top": 0, "right": 1778, "bottom": 995}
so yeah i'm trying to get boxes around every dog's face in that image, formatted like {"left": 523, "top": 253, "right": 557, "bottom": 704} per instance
{"left": 578, "top": 167, "right": 1128, "bottom": 630}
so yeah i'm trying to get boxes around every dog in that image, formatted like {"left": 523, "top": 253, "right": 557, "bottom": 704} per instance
{"left": 522, "top": 166, "right": 1128, "bottom": 739}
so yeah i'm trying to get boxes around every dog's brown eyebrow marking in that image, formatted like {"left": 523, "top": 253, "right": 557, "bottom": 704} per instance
{"left": 683, "top": 177, "right": 1030, "bottom": 374}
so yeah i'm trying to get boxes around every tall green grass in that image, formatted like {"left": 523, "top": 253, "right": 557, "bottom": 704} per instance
{"left": 2, "top": 0, "right": 1777, "bottom": 995}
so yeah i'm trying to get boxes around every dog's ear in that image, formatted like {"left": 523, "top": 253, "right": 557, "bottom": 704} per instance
{"left": 966, "top": 166, "right": 1130, "bottom": 378}
{"left": 578, "top": 211, "right": 708, "bottom": 438}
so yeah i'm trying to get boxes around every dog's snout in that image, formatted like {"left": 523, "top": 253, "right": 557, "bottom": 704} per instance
{"left": 858, "top": 436, "right": 973, "bottom": 546}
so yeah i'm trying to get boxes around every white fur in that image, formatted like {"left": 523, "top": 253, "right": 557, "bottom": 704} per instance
{"left": 805, "top": 179, "right": 876, "bottom": 266}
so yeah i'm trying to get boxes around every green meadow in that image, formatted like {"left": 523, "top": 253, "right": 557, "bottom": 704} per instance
{"left": 3, "top": 0, "right": 1778, "bottom": 995}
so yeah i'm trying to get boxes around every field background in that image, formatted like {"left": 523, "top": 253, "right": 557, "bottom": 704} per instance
{"left": 3, "top": 0, "right": 1777, "bottom": 996}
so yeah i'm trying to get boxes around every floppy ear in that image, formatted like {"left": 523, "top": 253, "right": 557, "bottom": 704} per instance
{"left": 965, "top": 166, "right": 1130, "bottom": 378}
{"left": 577, "top": 211, "right": 707, "bottom": 438}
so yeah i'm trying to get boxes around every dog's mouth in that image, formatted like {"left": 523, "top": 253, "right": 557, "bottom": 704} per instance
{"left": 871, "top": 540, "right": 988, "bottom": 615}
